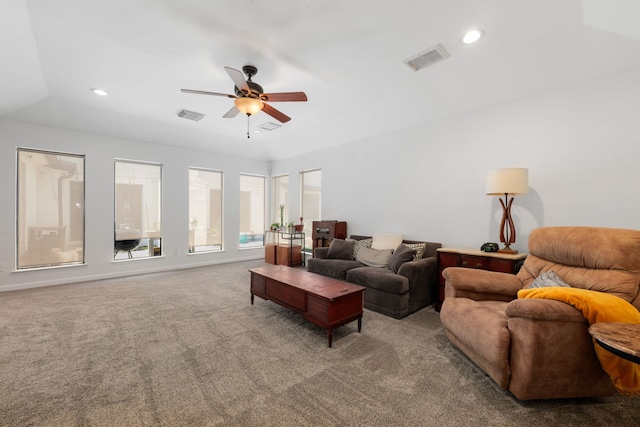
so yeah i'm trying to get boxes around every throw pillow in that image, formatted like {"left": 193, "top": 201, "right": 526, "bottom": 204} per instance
{"left": 353, "top": 238, "right": 372, "bottom": 259}
{"left": 387, "top": 244, "right": 417, "bottom": 273}
{"left": 326, "top": 239, "right": 355, "bottom": 260}
{"left": 405, "top": 242, "right": 426, "bottom": 261}
{"left": 527, "top": 270, "right": 571, "bottom": 289}
{"left": 371, "top": 233, "right": 404, "bottom": 250}
{"left": 356, "top": 246, "right": 393, "bottom": 268}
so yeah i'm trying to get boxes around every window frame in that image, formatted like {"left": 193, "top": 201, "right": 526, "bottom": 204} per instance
{"left": 238, "top": 173, "right": 266, "bottom": 249}
{"left": 16, "top": 147, "right": 86, "bottom": 270}
{"left": 300, "top": 168, "right": 322, "bottom": 250}
{"left": 188, "top": 167, "right": 224, "bottom": 254}
{"left": 114, "top": 158, "right": 163, "bottom": 261}
{"left": 272, "top": 174, "right": 289, "bottom": 228}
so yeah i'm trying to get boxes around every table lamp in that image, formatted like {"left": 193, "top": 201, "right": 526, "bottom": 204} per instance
{"left": 486, "top": 168, "right": 529, "bottom": 254}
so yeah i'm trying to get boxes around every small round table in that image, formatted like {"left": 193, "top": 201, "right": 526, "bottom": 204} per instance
{"left": 588, "top": 322, "right": 640, "bottom": 364}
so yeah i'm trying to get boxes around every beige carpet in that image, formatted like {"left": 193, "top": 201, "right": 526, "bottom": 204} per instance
{"left": 1, "top": 260, "right": 638, "bottom": 426}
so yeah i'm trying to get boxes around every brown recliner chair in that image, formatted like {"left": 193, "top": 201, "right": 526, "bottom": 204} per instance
{"left": 440, "top": 226, "right": 640, "bottom": 400}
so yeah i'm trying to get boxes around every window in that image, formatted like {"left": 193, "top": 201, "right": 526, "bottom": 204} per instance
{"left": 189, "top": 168, "right": 223, "bottom": 253}
{"left": 239, "top": 174, "right": 265, "bottom": 248}
{"left": 114, "top": 160, "right": 162, "bottom": 260}
{"left": 272, "top": 174, "right": 289, "bottom": 228}
{"left": 300, "top": 169, "right": 322, "bottom": 250}
{"left": 17, "top": 149, "right": 85, "bottom": 269}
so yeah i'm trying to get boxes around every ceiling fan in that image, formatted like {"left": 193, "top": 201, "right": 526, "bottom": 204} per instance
{"left": 181, "top": 65, "right": 307, "bottom": 133}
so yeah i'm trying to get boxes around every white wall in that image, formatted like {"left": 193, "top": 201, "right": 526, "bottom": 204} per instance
{"left": 3, "top": 66, "right": 640, "bottom": 290}
{"left": 272, "top": 67, "right": 640, "bottom": 252}
{"left": 0, "top": 121, "right": 268, "bottom": 291}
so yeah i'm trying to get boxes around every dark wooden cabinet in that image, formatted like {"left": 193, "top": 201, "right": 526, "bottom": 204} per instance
{"left": 311, "top": 220, "right": 347, "bottom": 253}
{"left": 435, "top": 248, "right": 526, "bottom": 311}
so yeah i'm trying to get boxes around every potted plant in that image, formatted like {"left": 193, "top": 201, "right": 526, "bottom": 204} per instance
{"left": 294, "top": 217, "right": 304, "bottom": 232}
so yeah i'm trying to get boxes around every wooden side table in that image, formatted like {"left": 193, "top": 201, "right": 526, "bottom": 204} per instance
{"left": 435, "top": 247, "right": 526, "bottom": 311}
{"left": 589, "top": 322, "right": 640, "bottom": 364}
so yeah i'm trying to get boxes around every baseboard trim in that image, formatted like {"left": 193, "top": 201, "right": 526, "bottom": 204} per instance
{"left": 0, "top": 255, "right": 264, "bottom": 293}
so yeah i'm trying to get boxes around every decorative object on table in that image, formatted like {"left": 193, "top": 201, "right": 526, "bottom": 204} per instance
{"left": 486, "top": 167, "right": 529, "bottom": 254}
{"left": 295, "top": 217, "right": 304, "bottom": 232}
{"left": 480, "top": 242, "right": 499, "bottom": 252}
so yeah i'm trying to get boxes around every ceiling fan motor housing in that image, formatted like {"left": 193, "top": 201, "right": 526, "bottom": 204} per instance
{"left": 235, "top": 81, "right": 264, "bottom": 98}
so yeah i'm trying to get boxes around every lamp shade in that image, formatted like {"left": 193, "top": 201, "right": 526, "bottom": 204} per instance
{"left": 486, "top": 168, "right": 529, "bottom": 196}
{"left": 234, "top": 97, "right": 264, "bottom": 116}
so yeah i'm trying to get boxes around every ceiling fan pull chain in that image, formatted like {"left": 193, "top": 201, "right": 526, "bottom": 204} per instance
{"left": 247, "top": 115, "right": 250, "bottom": 139}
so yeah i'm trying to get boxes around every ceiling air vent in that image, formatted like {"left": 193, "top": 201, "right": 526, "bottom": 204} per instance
{"left": 258, "top": 122, "right": 282, "bottom": 131}
{"left": 403, "top": 44, "right": 450, "bottom": 71}
{"left": 177, "top": 109, "right": 205, "bottom": 121}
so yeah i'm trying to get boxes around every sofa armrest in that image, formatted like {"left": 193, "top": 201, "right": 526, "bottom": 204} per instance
{"left": 505, "top": 298, "right": 587, "bottom": 323}
{"left": 313, "top": 246, "right": 330, "bottom": 259}
{"left": 397, "top": 256, "right": 438, "bottom": 311}
{"left": 443, "top": 267, "right": 522, "bottom": 302}
{"left": 503, "top": 297, "right": 613, "bottom": 400}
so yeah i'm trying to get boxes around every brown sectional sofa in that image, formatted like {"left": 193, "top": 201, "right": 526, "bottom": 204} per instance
{"left": 307, "top": 235, "right": 441, "bottom": 319}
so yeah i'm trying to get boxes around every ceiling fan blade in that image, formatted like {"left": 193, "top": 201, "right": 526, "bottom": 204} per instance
{"left": 224, "top": 66, "right": 250, "bottom": 93}
{"left": 262, "top": 103, "right": 291, "bottom": 123}
{"left": 181, "top": 89, "right": 236, "bottom": 98}
{"left": 261, "top": 92, "right": 308, "bottom": 102}
{"left": 223, "top": 105, "right": 240, "bottom": 118}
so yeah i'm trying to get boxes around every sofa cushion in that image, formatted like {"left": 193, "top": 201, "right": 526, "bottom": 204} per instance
{"left": 526, "top": 270, "right": 570, "bottom": 289}
{"left": 326, "top": 238, "right": 355, "bottom": 260}
{"left": 347, "top": 267, "right": 409, "bottom": 294}
{"left": 307, "top": 258, "right": 364, "bottom": 280}
{"left": 356, "top": 247, "right": 393, "bottom": 267}
{"left": 372, "top": 232, "right": 404, "bottom": 250}
{"left": 388, "top": 244, "right": 416, "bottom": 273}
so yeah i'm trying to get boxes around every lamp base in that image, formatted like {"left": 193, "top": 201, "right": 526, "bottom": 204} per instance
{"left": 498, "top": 248, "right": 518, "bottom": 254}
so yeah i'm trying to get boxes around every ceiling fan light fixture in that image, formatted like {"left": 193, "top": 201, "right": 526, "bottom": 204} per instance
{"left": 234, "top": 97, "right": 264, "bottom": 116}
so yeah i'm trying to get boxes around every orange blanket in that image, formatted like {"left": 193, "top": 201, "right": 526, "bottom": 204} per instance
{"left": 518, "top": 287, "right": 640, "bottom": 395}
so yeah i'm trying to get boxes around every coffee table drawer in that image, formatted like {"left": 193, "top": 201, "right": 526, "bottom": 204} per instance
{"left": 266, "top": 278, "right": 306, "bottom": 311}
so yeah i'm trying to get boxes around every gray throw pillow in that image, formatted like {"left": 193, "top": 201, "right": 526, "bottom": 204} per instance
{"left": 528, "top": 270, "right": 571, "bottom": 289}
{"left": 326, "top": 239, "right": 356, "bottom": 260}
{"left": 355, "top": 246, "right": 393, "bottom": 267}
{"left": 387, "top": 244, "right": 417, "bottom": 273}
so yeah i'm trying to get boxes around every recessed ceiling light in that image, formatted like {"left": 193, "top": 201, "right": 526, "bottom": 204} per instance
{"left": 91, "top": 88, "right": 108, "bottom": 96}
{"left": 462, "top": 29, "right": 484, "bottom": 44}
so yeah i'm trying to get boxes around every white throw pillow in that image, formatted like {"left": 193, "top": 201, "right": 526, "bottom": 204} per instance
{"left": 371, "top": 233, "right": 404, "bottom": 250}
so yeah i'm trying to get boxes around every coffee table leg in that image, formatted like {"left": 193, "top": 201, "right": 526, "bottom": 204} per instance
{"left": 328, "top": 329, "right": 333, "bottom": 348}
{"left": 358, "top": 316, "right": 362, "bottom": 332}
{"left": 251, "top": 293, "right": 254, "bottom": 305}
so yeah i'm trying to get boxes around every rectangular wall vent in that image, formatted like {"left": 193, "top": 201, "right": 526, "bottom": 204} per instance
{"left": 259, "top": 122, "right": 282, "bottom": 131}
{"left": 178, "top": 109, "right": 205, "bottom": 121}
{"left": 403, "top": 44, "right": 450, "bottom": 71}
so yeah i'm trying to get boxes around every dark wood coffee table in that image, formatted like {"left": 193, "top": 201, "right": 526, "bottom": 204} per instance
{"left": 250, "top": 265, "right": 365, "bottom": 347}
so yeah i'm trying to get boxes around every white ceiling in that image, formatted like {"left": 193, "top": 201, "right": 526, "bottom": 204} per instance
{"left": 3, "top": 0, "right": 640, "bottom": 160}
